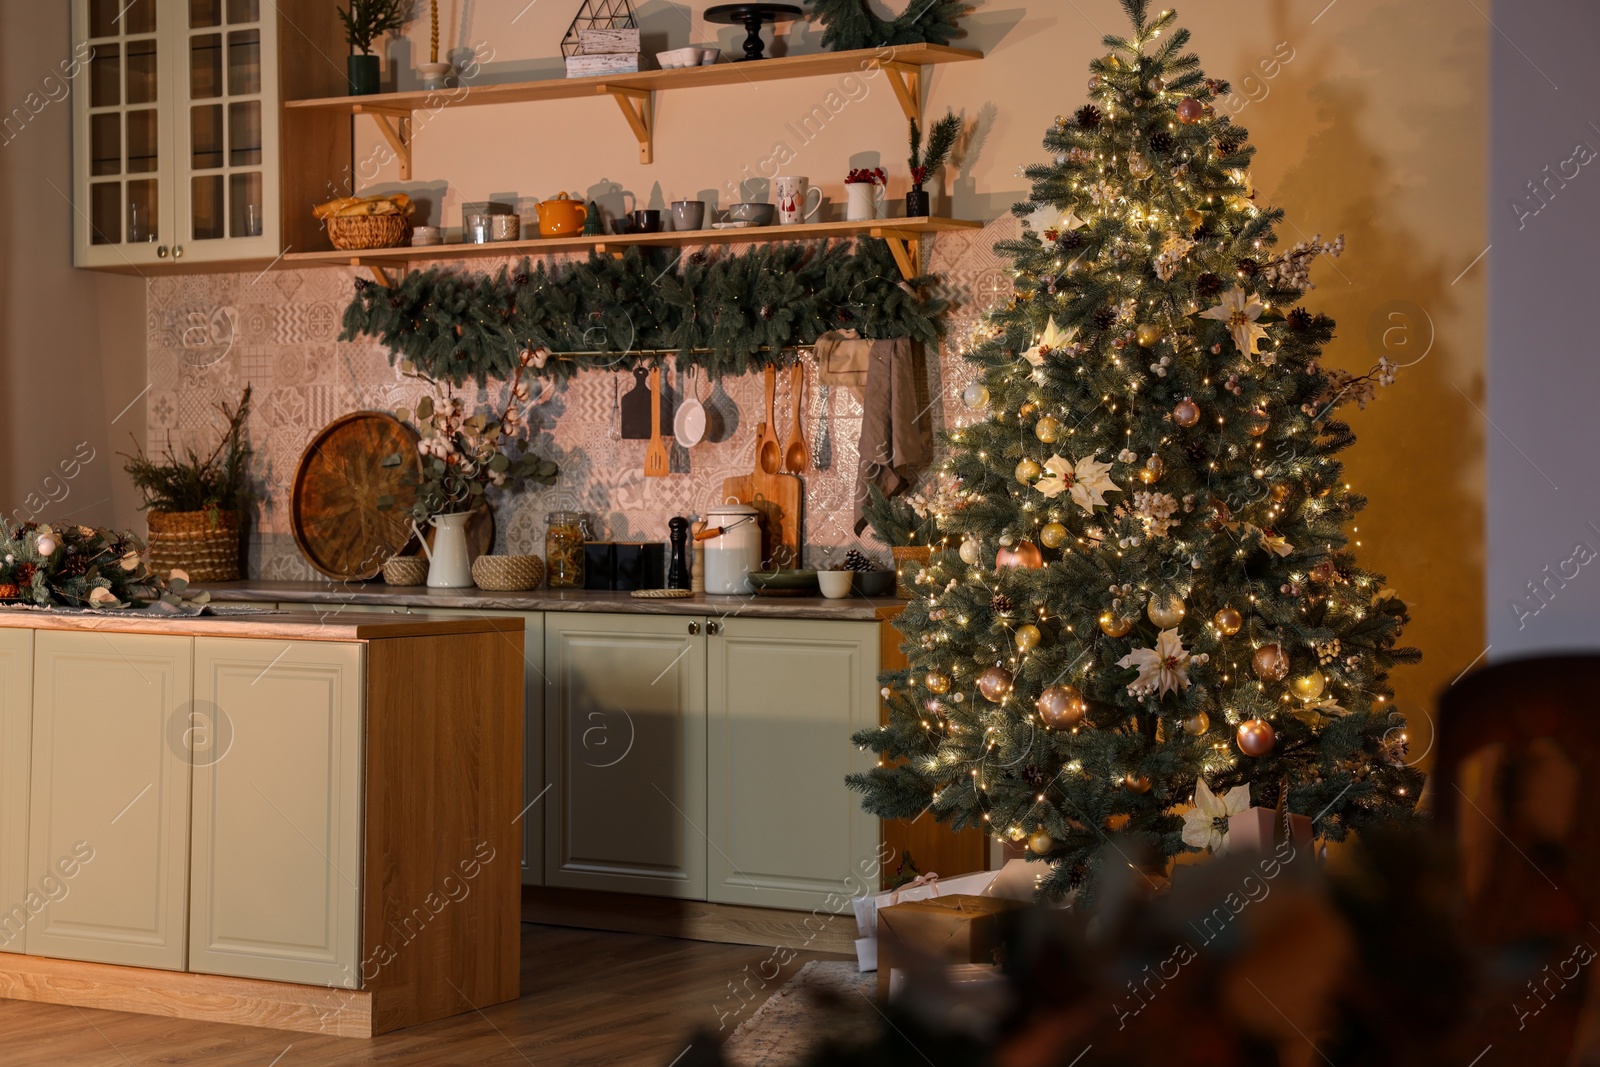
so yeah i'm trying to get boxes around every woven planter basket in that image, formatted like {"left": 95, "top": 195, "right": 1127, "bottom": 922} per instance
{"left": 471, "top": 555, "right": 545, "bottom": 592}
{"left": 382, "top": 556, "right": 429, "bottom": 586}
{"left": 147, "top": 510, "right": 240, "bottom": 582}
{"left": 891, "top": 545, "right": 932, "bottom": 599}
{"left": 326, "top": 214, "right": 410, "bottom": 251}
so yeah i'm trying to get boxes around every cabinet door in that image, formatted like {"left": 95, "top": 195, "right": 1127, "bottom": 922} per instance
{"left": 0, "top": 631, "right": 34, "bottom": 955}
{"left": 26, "top": 631, "right": 192, "bottom": 970}
{"left": 707, "top": 618, "right": 880, "bottom": 910}
{"left": 72, "top": 0, "right": 173, "bottom": 267}
{"left": 545, "top": 614, "right": 706, "bottom": 898}
{"left": 171, "top": 0, "right": 281, "bottom": 262}
{"left": 189, "top": 638, "right": 363, "bottom": 988}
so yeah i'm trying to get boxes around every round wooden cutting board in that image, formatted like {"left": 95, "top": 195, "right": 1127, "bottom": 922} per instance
{"left": 291, "top": 412, "right": 422, "bottom": 580}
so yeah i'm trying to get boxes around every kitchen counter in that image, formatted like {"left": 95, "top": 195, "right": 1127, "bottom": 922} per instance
{"left": 197, "top": 580, "right": 905, "bottom": 621}
{"left": 0, "top": 607, "right": 522, "bottom": 641}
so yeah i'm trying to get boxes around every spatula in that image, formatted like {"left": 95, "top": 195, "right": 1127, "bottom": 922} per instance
{"left": 645, "top": 367, "right": 670, "bottom": 477}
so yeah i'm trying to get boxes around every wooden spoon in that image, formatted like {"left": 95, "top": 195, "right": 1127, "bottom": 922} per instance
{"left": 783, "top": 361, "right": 809, "bottom": 473}
{"left": 644, "top": 367, "right": 670, "bottom": 477}
{"left": 757, "top": 365, "right": 782, "bottom": 474}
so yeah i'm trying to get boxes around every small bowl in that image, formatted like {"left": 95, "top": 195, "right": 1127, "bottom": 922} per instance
{"left": 727, "top": 202, "right": 775, "bottom": 226}
{"left": 410, "top": 225, "right": 444, "bottom": 247}
{"left": 382, "top": 556, "right": 429, "bottom": 586}
{"left": 655, "top": 47, "right": 702, "bottom": 69}
{"left": 818, "top": 571, "right": 853, "bottom": 599}
{"left": 854, "top": 570, "right": 896, "bottom": 597}
{"left": 701, "top": 48, "right": 720, "bottom": 65}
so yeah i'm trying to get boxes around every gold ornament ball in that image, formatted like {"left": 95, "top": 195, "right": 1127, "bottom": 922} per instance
{"left": 1040, "top": 521, "right": 1069, "bottom": 549}
{"left": 1015, "top": 458, "right": 1042, "bottom": 484}
{"left": 959, "top": 538, "right": 981, "bottom": 565}
{"left": 1136, "top": 323, "right": 1164, "bottom": 347}
{"left": 1019, "top": 401, "right": 1039, "bottom": 418}
{"left": 1147, "top": 596, "right": 1186, "bottom": 628}
{"left": 1269, "top": 483, "right": 1291, "bottom": 503}
{"left": 1150, "top": 75, "right": 1166, "bottom": 93}
{"left": 1237, "top": 718, "right": 1277, "bottom": 757}
{"left": 1183, "top": 711, "right": 1211, "bottom": 735}
{"left": 1124, "top": 773, "right": 1152, "bottom": 794}
{"left": 925, "top": 671, "right": 951, "bottom": 695}
{"left": 1035, "top": 415, "right": 1061, "bottom": 443}
{"left": 1292, "top": 670, "right": 1327, "bottom": 702}
{"left": 1213, "top": 607, "right": 1243, "bottom": 636}
{"left": 962, "top": 382, "right": 990, "bottom": 409}
{"left": 978, "top": 666, "right": 1014, "bottom": 703}
{"left": 1139, "top": 455, "right": 1165, "bottom": 484}
{"left": 1037, "top": 685, "right": 1086, "bottom": 729}
{"left": 1015, "top": 624, "right": 1042, "bottom": 652}
{"left": 1099, "top": 611, "right": 1133, "bottom": 638}
{"left": 1028, "top": 831, "right": 1055, "bottom": 855}
{"left": 996, "top": 540, "right": 1044, "bottom": 569}
{"left": 1252, "top": 643, "right": 1291, "bottom": 682}
{"left": 1173, "top": 397, "right": 1201, "bottom": 428}
{"left": 1245, "top": 408, "right": 1270, "bottom": 437}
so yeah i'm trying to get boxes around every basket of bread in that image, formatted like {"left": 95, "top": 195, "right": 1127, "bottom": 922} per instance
{"left": 316, "top": 193, "right": 415, "bottom": 251}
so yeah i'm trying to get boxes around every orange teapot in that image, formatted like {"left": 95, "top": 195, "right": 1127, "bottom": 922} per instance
{"left": 536, "top": 193, "right": 587, "bottom": 236}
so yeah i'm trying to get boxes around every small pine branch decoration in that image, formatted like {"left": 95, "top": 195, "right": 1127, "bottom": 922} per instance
{"left": 804, "top": 0, "right": 969, "bottom": 52}
{"left": 338, "top": 0, "right": 411, "bottom": 55}
{"left": 121, "top": 386, "right": 253, "bottom": 521}
{"left": 909, "top": 110, "right": 963, "bottom": 186}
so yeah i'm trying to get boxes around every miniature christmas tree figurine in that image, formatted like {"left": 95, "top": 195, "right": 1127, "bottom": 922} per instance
{"left": 850, "top": 0, "right": 1422, "bottom": 902}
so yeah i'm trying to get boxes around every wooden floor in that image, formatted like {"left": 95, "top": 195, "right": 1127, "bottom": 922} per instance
{"left": 0, "top": 924, "right": 847, "bottom": 1066}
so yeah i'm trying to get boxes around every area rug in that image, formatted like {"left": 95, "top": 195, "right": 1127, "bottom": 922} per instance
{"left": 722, "top": 960, "right": 878, "bottom": 1067}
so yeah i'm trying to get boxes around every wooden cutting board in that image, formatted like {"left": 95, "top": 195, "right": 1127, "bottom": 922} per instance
{"left": 291, "top": 411, "right": 421, "bottom": 580}
{"left": 723, "top": 425, "right": 803, "bottom": 570}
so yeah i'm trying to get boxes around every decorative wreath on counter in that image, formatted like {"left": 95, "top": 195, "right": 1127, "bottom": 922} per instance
{"left": 806, "top": 0, "right": 970, "bottom": 51}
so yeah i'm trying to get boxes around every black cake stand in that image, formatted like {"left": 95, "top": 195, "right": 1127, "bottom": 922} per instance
{"left": 704, "top": 4, "right": 804, "bottom": 62}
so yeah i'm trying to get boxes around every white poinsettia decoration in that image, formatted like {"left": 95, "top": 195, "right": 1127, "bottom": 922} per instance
{"left": 1181, "top": 778, "right": 1252, "bottom": 852}
{"left": 1117, "top": 627, "right": 1192, "bottom": 697}
{"left": 1023, "top": 318, "right": 1079, "bottom": 367}
{"left": 1026, "top": 202, "right": 1087, "bottom": 237}
{"left": 1036, "top": 453, "right": 1119, "bottom": 513}
{"left": 1199, "top": 287, "right": 1270, "bottom": 358}
{"left": 1225, "top": 169, "right": 1256, "bottom": 213}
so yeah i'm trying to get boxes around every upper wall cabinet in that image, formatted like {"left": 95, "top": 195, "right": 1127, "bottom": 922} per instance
{"left": 71, "top": 0, "right": 350, "bottom": 272}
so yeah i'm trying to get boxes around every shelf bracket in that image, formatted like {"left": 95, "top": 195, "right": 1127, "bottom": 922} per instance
{"left": 872, "top": 229, "right": 924, "bottom": 282}
{"left": 352, "top": 105, "right": 413, "bottom": 181}
{"left": 599, "top": 85, "right": 653, "bottom": 164}
{"left": 879, "top": 61, "right": 922, "bottom": 126}
{"left": 349, "top": 260, "right": 395, "bottom": 287}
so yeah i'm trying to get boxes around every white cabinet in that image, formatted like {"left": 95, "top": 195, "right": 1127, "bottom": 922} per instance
{"left": 0, "top": 631, "right": 33, "bottom": 955}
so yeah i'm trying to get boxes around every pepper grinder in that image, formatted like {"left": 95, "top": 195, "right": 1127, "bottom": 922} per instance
{"left": 667, "top": 516, "right": 691, "bottom": 590}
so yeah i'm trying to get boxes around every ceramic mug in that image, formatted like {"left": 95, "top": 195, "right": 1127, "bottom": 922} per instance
{"left": 775, "top": 176, "right": 822, "bottom": 225}
{"left": 671, "top": 200, "right": 706, "bottom": 231}
{"left": 631, "top": 209, "right": 662, "bottom": 233}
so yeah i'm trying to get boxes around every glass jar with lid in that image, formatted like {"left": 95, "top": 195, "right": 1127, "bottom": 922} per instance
{"left": 545, "top": 511, "right": 589, "bottom": 588}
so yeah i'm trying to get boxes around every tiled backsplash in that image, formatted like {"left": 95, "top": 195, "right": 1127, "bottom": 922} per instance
{"left": 144, "top": 220, "right": 1015, "bottom": 579}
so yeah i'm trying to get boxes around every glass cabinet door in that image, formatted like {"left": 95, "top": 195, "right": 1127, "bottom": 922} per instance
{"left": 176, "top": 0, "right": 277, "bottom": 259}
{"left": 79, "top": 0, "right": 166, "bottom": 263}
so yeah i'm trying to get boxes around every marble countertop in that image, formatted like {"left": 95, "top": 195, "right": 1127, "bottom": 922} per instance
{"left": 198, "top": 580, "right": 904, "bottom": 622}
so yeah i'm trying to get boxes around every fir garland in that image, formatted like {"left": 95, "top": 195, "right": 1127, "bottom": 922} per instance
{"left": 341, "top": 240, "right": 948, "bottom": 386}
{"left": 805, "top": 0, "right": 969, "bottom": 51}
{"left": 0, "top": 523, "right": 194, "bottom": 610}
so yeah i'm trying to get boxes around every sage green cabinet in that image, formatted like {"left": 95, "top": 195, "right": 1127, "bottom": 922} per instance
{"left": 707, "top": 617, "right": 879, "bottom": 911}
{"left": 188, "top": 638, "right": 364, "bottom": 988}
{"left": 545, "top": 614, "right": 707, "bottom": 898}
{"left": 0, "top": 631, "right": 34, "bottom": 954}
{"left": 26, "top": 631, "right": 193, "bottom": 970}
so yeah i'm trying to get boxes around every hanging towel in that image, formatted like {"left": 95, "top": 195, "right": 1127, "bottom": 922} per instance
{"left": 854, "top": 337, "right": 932, "bottom": 533}
{"left": 815, "top": 329, "right": 872, "bottom": 389}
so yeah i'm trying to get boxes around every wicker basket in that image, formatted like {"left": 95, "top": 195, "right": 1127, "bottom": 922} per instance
{"left": 382, "top": 556, "right": 429, "bottom": 586}
{"left": 147, "top": 510, "right": 240, "bottom": 582}
{"left": 326, "top": 214, "right": 411, "bottom": 251}
{"left": 471, "top": 554, "right": 545, "bottom": 591}
{"left": 891, "top": 545, "right": 932, "bottom": 599}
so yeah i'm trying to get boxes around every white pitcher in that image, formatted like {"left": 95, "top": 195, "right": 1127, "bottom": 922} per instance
{"left": 413, "top": 512, "right": 475, "bottom": 588}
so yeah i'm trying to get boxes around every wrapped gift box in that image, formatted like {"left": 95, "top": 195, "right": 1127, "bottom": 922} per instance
{"left": 851, "top": 861, "right": 1045, "bottom": 973}
{"left": 876, "top": 894, "right": 1028, "bottom": 1001}
{"left": 1226, "top": 806, "right": 1314, "bottom": 857}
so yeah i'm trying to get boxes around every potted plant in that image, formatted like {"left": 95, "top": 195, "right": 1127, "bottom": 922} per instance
{"left": 907, "top": 110, "right": 962, "bottom": 217}
{"left": 387, "top": 348, "right": 560, "bottom": 588}
{"left": 338, "top": 0, "right": 411, "bottom": 95}
{"left": 121, "top": 386, "right": 252, "bottom": 582}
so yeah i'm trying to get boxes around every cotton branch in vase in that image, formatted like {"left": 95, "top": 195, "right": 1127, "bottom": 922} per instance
{"left": 390, "top": 347, "right": 560, "bottom": 523}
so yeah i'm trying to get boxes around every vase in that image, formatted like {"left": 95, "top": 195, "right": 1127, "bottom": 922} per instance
{"left": 846, "top": 182, "right": 883, "bottom": 222}
{"left": 417, "top": 61, "right": 452, "bottom": 90}
{"left": 890, "top": 545, "right": 932, "bottom": 599}
{"left": 415, "top": 512, "right": 475, "bottom": 588}
{"left": 348, "top": 54, "right": 380, "bottom": 96}
{"left": 906, "top": 187, "right": 931, "bottom": 218}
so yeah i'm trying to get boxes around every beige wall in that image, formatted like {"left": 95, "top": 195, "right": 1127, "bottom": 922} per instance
{"left": 0, "top": 3, "right": 146, "bottom": 534}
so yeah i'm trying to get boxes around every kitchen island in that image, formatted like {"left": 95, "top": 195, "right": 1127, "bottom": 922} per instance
{"left": 0, "top": 609, "right": 523, "bottom": 1037}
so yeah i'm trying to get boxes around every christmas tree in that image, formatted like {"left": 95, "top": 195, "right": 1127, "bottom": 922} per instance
{"left": 851, "top": 0, "right": 1422, "bottom": 901}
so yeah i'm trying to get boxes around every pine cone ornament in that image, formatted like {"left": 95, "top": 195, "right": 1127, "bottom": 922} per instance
{"left": 1287, "top": 307, "right": 1313, "bottom": 330}
{"left": 1093, "top": 307, "right": 1118, "bottom": 330}
{"left": 1075, "top": 104, "right": 1102, "bottom": 130}
{"left": 1149, "top": 130, "right": 1174, "bottom": 154}
{"left": 1196, "top": 272, "right": 1224, "bottom": 298}
{"left": 1253, "top": 780, "right": 1282, "bottom": 809}
{"left": 990, "top": 593, "right": 1014, "bottom": 615}
{"left": 843, "top": 549, "right": 875, "bottom": 573}
{"left": 57, "top": 552, "right": 87, "bottom": 578}
{"left": 1236, "top": 257, "right": 1260, "bottom": 278}
{"left": 760, "top": 305, "right": 775, "bottom": 321}
{"left": 689, "top": 250, "right": 708, "bottom": 265}
{"left": 1022, "top": 764, "right": 1050, "bottom": 789}
{"left": 14, "top": 563, "right": 37, "bottom": 586}
{"left": 1057, "top": 230, "right": 1086, "bottom": 252}
{"left": 513, "top": 272, "right": 531, "bottom": 288}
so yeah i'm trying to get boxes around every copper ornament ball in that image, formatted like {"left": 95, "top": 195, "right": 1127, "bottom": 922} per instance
{"left": 1213, "top": 607, "right": 1243, "bottom": 636}
{"left": 996, "top": 540, "right": 1044, "bottom": 569}
{"left": 1099, "top": 611, "right": 1133, "bottom": 637}
{"left": 1177, "top": 97, "right": 1204, "bottom": 123}
{"left": 1236, "top": 718, "right": 1276, "bottom": 757}
{"left": 1014, "top": 624, "right": 1042, "bottom": 652}
{"left": 1252, "top": 643, "right": 1290, "bottom": 682}
{"left": 1028, "top": 830, "right": 1055, "bottom": 855}
{"left": 1173, "top": 397, "right": 1201, "bottom": 428}
{"left": 1310, "top": 560, "right": 1339, "bottom": 584}
{"left": 1124, "top": 773, "right": 1152, "bottom": 794}
{"left": 1245, "top": 408, "right": 1270, "bottom": 437}
{"left": 1040, "top": 521, "right": 1068, "bottom": 549}
{"left": 1037, "top": 684, "right": 1087, "bottom": 729}
{"left": 1183, "top": 711, "right": 1211, "bottom": 735}
{"left": 925, "top": 671, "right": 951, "bottom": 695}
{"left": 978, "top": 666, "right": 1014, "bottom": 702}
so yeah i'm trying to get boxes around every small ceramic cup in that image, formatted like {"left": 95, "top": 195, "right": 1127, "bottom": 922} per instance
{"left": 631, "top": 209, "right": 662, "bottom": 233}
{"left": 490, "top": 215, "right": 521, "bottom": 241}
{"left": 818, "top": 571, "right": 854, "bottom": 599}
{"left": 672, "top": 200, "right": 706, "bottom": 231}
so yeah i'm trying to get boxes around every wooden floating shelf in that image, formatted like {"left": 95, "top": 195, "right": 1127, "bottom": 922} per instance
{"left": 283, "top": 216, "right": 985, "bottom": 285}
{"left": 285, "top": 43, "right": 983, "bottom": 172}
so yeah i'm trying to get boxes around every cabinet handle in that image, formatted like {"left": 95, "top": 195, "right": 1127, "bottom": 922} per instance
{"left": 156, "top": 245, "right": 169, "bottom": 258}
{"left": 687, "top": 622, "right": 700, "bottom": 635}
{"left": 172, "top": 245, "right": 184, "bottom": 259}
{"left": 706, "top": 621, "right": 721, "bottom": 636}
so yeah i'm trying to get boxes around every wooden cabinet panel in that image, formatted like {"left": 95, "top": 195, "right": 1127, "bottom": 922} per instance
{"left": 707, "top": 618, "right": 880, "bottom": 910}
{"left": 545, "top": 614, "right": 706, "bottom": 898}
{"left": 188, "top": 638, "right": 363, "bottom": 988}
{"left": 26, "top": 631, "right": 192, "bottom": 970}
{"left": 0, "top": 631, "right": 33, "bottom": 954}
